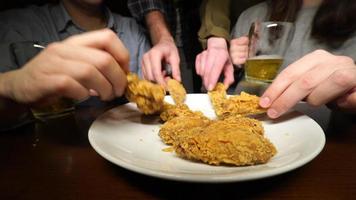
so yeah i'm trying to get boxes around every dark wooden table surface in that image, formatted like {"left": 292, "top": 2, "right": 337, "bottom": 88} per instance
{"left": 1, "top": 102, "right": 356, "bottom": 200}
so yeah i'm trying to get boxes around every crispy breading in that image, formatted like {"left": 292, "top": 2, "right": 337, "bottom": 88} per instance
{"left": 159, "top": 103, "right": 205, "bottom": 122}
{"left": 225, "top": 92, "right": 266, "bottom": 116}
{"left": 208, "top": 83, "right": 266, "bottom": 118}
{"left": 167, "top": 79, "right": 186, "bottom": 105}
{"left": 159, "top": 115, "right": 210, "bottom": 145}
{"left": 173, "top": 119, "right": 276, "bottom": 166}
{"left": 221, "top": 115, "right": 264, "bottom": 136}
{"left": 208, "top": 83, "right": 227, "bottom": 117}
{"left": 125, "top": 73, "right": 165, "bottom": 114}
{"left": 158, "top": 101, "right": 275, "bottom": 166}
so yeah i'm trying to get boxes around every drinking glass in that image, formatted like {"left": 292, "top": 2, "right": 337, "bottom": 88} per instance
{"left": 11, "top": 41, "right": 75, "bottom": 120}
{"left": 245, "top": 21, "right": 294, "bottom": 83}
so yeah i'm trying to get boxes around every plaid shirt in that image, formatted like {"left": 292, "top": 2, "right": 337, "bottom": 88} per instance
{"left": 127, "top": 0, "right": 176, "bottom": 32}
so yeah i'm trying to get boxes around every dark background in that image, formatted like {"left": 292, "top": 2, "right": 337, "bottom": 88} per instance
{"left": 0, "top": 0, "right": 264, "bottom": 24}
{"left": 0, "top": 0, "right": 132, "bottom": 16}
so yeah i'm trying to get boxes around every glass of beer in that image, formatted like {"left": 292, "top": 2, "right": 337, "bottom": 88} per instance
{"left": 245, "top": 21, "right": 294, "bottom": 83}
{"left": 30, "top": 97, "right": 75, "bottom": 120}
{"left": 11, "top": 41, "right": 76, "bottom": 120}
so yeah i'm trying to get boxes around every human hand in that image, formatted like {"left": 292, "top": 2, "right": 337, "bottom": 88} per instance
{"left": 230, "top": 36, "right": 249, "bottom": 66}
{"left": 0, "top": 29, "right": 129, "bottom": 104}
{"left": 259, "top": 50, "right": 356, "bottom": 118}
{"left": 141, "top": 36, "right": 180, "bottom": 87}
{"left": 195, "top": 37, "right": 234, "bottom": 91}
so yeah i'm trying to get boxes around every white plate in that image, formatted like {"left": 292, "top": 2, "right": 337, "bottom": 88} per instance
{"left": 88, "top": 94, "right": 325, "bottom": 183}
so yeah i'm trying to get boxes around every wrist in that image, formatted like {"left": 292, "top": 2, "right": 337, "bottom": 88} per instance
{"left": 158, "top": 34, "right": 175, "bottom": 44}
{"left": 0, "top": 71, "right": 17, "bottom": 100}
{"left": 207, "top": 37, "right": 228, "bottom": 49}
{"left": 0, "top": 71, "right": 32, "bottom": 130}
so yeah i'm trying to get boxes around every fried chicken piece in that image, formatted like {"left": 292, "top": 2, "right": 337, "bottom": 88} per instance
{"left": 221, "top": 115, "right": 264, "bottom": 136}
{"left": 173, "top": 119, "right": 276, "bottom": 166}
{"left": 167, "top": 79, "right": 186, "bottom": 105}
{"left": 208, "top": 83, "right": 227, "bottom": 117}
{"left": 125, "top": 73, "right": 165, "bottom": 114}
{"left": 159, "top": 103, "right": 205, "bottom": 122}
{"left": 225, "top": 92, "right": 266, "bottom": 116}
{"left": 158, "top": 104, "right": 274, "bottom": 166}
{"left": 208, "top": 83, "right": 266, "bottom": 118}
{"left": 159, "top": 115, "right": 210, "bottom": 145}
{"left": 157, "top": 81, "right": 276, "bottom": 166}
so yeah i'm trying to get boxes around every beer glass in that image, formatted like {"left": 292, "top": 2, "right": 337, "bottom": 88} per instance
{"left": 245, "top": 21, "right": 294, "bottom": 83}
{"left": 11, "top": 41, "right": 75, "bottom": 120}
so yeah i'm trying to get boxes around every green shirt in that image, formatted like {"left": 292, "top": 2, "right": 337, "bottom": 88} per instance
{"left": 198, "top": 0, "right": 264, "bottom": 48}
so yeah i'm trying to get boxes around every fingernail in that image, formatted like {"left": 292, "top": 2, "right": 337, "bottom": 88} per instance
{"left": 259, "top": 97, "right": 270, "bottom": 107}
{"left": 89, "top": 89, "right": 99, "bottom": 96}
{"left": 267, "top": 109, "right": 279, "bottom": 119}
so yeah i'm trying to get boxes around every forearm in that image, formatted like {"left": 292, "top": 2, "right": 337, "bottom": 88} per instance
{"left": 198, "top": 0, "right": 231, "bottom": 48}
{"left": 127, "top": 0, "right": 166, "bottom": 22}
{"left": 145, "top": 10, "right": 174, "bottom": 45}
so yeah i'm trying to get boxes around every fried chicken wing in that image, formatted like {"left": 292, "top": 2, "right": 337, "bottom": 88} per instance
{"left": 125, "top": 73, "right": 165, "bottom": 114}
{"left": 167, "top": 79, "right": 186, "bottom": 105}
{"left": 208, "top": 83, "right": 227, "bottom": 117}
{"left": 208, "top": 83, "right": 266, "bottom": 118}
{"left": 225, "top": 92, "right": 266, "bottom": 116}
{"left": 159, "top": 103, "right": 206, "bottom": 122}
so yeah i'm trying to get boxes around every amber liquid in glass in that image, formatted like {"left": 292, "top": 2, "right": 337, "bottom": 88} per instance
{"left": 245, "top": 55, "right": 283, "bottom": 83}
{"left": 31, "top": 97, "right": 75, "bottom": 120}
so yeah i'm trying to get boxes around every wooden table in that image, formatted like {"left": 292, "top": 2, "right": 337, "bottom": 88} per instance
{"left": 1, "top": 101, "right": 356, "bottom": 199}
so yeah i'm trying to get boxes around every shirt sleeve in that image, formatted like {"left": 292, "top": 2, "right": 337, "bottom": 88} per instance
{"left": 136, "top": 34, "right": 151, "bottom": 78}
{"left": 333, "top": 33, "right": 356, "bottom": 62}
{"left": 127, "top": 0, "right": 166, "bottom": 22}
{"left": 231, "top": 10, "right": 249, "bottom": 39}
{"left": 198, "top": 0, "right": 231, "bottom": 49}
{"left": 127, "top": 0, "right": 176, "bottom": 43}
{"left": 117, "top": 16, "right": 152, "bottom": 77}
{"left": 0, "top": 22, "right": 26, "bottom": 72}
